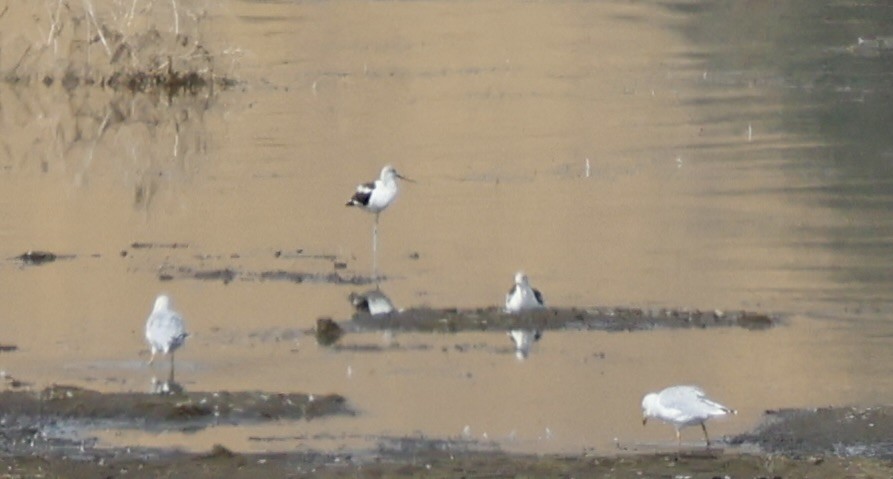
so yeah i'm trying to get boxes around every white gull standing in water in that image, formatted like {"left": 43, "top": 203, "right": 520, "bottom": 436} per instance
{"left": 145, "top": 294, "right": 188, "bottom": 382}
{"left": 346, "top": 165, "right": 412, "bottom": 279}
{"left": 504, "top": 271, "right": 545, "bottom": 313}
{"left": 641, "top": 385, "right": 736, "bottom": 448}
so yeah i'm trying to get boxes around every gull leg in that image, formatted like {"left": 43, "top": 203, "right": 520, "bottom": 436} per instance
{"left": 147, "top": 349, "right": 156, "bottom": 366}
{"left": 676, "top": 429, "right": 682, "bottom": 449}
{"left": 701, "top": 422, "right": 711, "bottom": 447}
{"left": 372, "top": 213, "right": 379, "bottom": 280}
{"left": 168, "top": 352, "right": 176, "bottom": 384}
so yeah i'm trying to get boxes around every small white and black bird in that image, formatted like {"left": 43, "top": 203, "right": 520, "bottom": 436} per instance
{"left": 145, "top": 294, "right": 188, "bottom": 381}
{"left": 346, "top": 165, "right": 412, "bottom": 278}
{"left": 641, "top": 385, "right": 737, "bottom": 448}
{"left": 349, "top": 289, "right": 397, "bottom": 316}
{"left": 505, "top": 271, "right": 545, "bottom": 313}
{"left": 507, "top": 329, "right": 542, "bottom": 359}
{"left": 346, "top": 165, "right": 409, "bottom": 213}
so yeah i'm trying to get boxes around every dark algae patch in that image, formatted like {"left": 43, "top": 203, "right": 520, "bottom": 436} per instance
{"left": 316, "top": 318, "right": 345, "bottom": 346}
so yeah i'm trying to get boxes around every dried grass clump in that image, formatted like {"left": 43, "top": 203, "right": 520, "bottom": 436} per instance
{"left": 1, "top": 0, "right": 235, "bottom": 95}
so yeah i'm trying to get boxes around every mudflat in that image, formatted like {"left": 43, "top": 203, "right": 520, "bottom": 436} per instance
{"left": 1, "top": 0, "right": 892, "bottom": 476}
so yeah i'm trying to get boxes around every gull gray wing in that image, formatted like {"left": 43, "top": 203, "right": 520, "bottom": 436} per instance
{"left": 660, "top": 385, "right": 731, "bottom": 416}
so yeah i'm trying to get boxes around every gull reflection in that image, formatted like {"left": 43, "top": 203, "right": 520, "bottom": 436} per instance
{"left": 150, "top": 376, "right": 185, "bottom": 395}
{"left": 507, "top": 329, "right": 542, "bottom": 360}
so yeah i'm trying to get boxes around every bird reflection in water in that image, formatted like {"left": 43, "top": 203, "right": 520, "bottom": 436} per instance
{"left": 150, "top": 376, "right": 185, "bottom": 395}
{"left": 507, "top": 329, "right": 542, "bottom": 360}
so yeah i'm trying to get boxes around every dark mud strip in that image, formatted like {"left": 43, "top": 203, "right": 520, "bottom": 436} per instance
{"left": 0, "top": 385, "right": 351, "bottom": 430}
{"left": 10, "top": 251, "right": 76, "bottom": 266}
{"left": 345, "top": 307, "right": 778, "bottom": 334}
{"left": 273, "top": 250, "right": 339, "bottom": 261}
{"left": 1, "top": 390, "right": 891, "bottom": 477}
{"left": 129, "top": 242, "right": 191, "bottom": 250}
{"left": 732, "top": 406, "right": 893, "bottom": 459}
{"left": 0, "top": 386, "right": 353, "bottom": 470}
{"left": 0, "top": 447, "right": 891, "bottom": 478}
{"left": 157, "top": 265, "right": 375, "bottom": 286}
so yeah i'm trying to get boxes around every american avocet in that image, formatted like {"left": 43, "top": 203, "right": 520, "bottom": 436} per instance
{"left": 145, "top": 294, "right": 188, "bottom": 383}
{"left": 507, "top": 329, "right": 541, "bottom": 359}
{"left": 642, "top": 385, "right": 737, "bottom": 448}
{"left": 505, "top": 271, "right": 545, "bottom": 313}
{"left": 346, "top": 165, "right": 412, "bottom": 278}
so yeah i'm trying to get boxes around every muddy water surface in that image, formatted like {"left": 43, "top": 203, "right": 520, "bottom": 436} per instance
{"left": 0, "top": 0, "right": 892, "bottom": 457}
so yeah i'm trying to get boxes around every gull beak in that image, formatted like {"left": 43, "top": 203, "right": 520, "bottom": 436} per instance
{"left": 396, "top": 173, "right": 415, "bottom": 183}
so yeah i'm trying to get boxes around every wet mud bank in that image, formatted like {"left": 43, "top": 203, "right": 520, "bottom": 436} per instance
{"left": 344, "top": 305, "right": 778, "bottom": 334}
{"left": 18, "top": 248, "right": 780, "bottom": 335}
{"left": 0, "top": 385, "right": 350, "bottom": 426}
{"left": 4, "top": 390, "right": 887, "bottom": 478}
{"left": 732, "top": 405, "right": 893, "bottom": 459}
{"left": 314, "top": 304, "right": 780, "bottom": 347}
{"left": 2, "top": 440, "right": 892, "bottom": 479}
{"left": 0, "top": 385, "right": 350, "bottom": 458}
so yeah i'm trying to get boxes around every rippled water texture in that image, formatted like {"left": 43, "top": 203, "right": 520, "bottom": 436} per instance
{"left": 0, "top": 0, "right": 892, "bottom": 455}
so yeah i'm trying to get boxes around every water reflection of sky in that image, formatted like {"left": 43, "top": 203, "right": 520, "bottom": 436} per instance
{"left": 670, "top": 0, "right": 893, "bottom": 316}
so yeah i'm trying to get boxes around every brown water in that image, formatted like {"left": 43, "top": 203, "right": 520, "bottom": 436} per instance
{"left": 1, "top": 0, "right": 893, "bottom": 455}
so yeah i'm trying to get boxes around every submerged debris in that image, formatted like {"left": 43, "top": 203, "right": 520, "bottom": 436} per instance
{"left": 193, "top": 268, "right": 238, "bottom": 284}
{"left": 130, "top": 242, "right": 190, "bottom": 250}
{"left": 104, "top": 60, "right": 219, "bottom": 95}
{"left": 204, "top": 444, "right": 238, "bottom": 460}
{"left": 1, "top": 372, "right": 28, "bottom": 389}
{"left": 258, "top": 270, "right": 368, "bottom": 285}
{"left": 10, "top": 251, "right": 77, "bottom": 266}
{"left": 157, "top": 265, "right": 374, "bottom": 286}
{"left": 14, "top": 250, "right": 57, "bottom": 265}
{"left": 316, "top": 318, "right": 344, "bottom": 347}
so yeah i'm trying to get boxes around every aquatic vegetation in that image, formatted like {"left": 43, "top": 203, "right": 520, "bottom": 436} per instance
{"left": 1, "top": 0, "right": 235, "bottom": 95}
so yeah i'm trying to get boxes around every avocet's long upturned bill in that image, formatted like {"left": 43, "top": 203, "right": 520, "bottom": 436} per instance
{"left": 641, "top": 385, "right": 736, "bottom": 448}
{"left": 145, "top": 294, "right": 188, "bottom": 381}
{"left": 346, "top": 165, "right": 412, "bottom": 278}
{"left": 505, "top": 271, "right": 545, "bottom": 313}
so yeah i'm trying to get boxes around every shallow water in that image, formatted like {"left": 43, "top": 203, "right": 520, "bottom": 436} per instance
{"left": 0, "top": 0, "right": 892, "bottom": 456}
